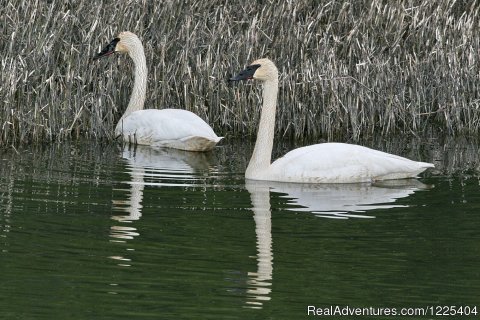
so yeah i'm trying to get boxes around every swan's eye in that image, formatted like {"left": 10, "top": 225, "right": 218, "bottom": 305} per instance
{"left": 243, "top": 64, "right": 261, "bottom": 79}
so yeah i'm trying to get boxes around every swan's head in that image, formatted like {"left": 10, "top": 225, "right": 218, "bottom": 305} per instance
{"left": 230, "top": 58, "right": 278, "bottom": 82}
{"left": 93, "top": 31, "right": 142, "bottom": 60}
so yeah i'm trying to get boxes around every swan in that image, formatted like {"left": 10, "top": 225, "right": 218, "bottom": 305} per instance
{"left": 230, "top": 58, "right": 434, "bottom": 183}
{"left": 93, "top": 31, "right": 222, "bottom": 151}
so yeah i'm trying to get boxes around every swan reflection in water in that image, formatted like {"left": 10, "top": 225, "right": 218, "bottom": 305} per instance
{"left": 244, "top": 178, "right": 431, "bottom": 308}
{"left": 109, "top": 144, "right": 214, "bottom": 265}
{"left": 263, "top": 179, "right": 430, "bottom": 219}
{"left": 108, "top": 144, "right": 431, "bottom": 306}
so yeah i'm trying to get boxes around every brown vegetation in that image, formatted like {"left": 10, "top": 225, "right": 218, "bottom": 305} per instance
{"left": 1, "top": 0, "right": 479, "bottom": 146}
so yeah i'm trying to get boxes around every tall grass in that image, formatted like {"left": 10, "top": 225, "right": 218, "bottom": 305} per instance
{"left": 1, "top": 0, "right": 479, "bottom": 147}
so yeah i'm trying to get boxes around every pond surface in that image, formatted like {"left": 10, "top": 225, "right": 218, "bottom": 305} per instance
{"left": 0, "top": 137, "right": 479, "bottom": 319}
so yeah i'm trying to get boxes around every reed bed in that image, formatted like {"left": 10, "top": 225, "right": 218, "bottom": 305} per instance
{"left": 1, "top": 0, "right": 479, "bottom": 147}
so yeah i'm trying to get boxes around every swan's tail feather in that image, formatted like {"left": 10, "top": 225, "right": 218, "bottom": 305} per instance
{"left": 180, "top": 136, "right": 222, "bottom": 151}
{"left": 418, "top": 161, "right": 435, "bottom": 169}
{"left": 152, "top": 136, "right": 221, "bottom": 151}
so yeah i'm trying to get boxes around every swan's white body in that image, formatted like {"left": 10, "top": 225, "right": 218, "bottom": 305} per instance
{"left": 231, "top": 58, "right": 434, "bottom": 183}
{"left": 98, "top": 31, "right": 221, "bottom": 151}
{"left": 255, "top": 142, "right": 433, "bottom": 183}
{"left": 116, "top": 109, "right": 220, "bottom": 151}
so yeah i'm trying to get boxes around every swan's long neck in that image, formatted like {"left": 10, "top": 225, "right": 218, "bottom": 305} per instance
{"left": 246, "top": 79, "right": 278, "bottom": 178}
{"left": 122, "top": 43, "right": 147, "bottom": 120}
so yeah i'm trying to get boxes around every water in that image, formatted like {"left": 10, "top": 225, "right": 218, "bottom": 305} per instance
{"left": 1, "top": 137, "right": 479, "bottom": 319}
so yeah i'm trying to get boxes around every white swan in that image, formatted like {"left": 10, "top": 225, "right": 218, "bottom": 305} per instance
{"left": 230, "top": 58, "right": 434, "bottom": 183}
{"left": 94, "top": 31, "right": 222, "bottom": 151}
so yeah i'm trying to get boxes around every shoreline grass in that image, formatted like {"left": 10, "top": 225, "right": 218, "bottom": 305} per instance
{"left": 1, "top": 0, "right": 479, "bottom": 147}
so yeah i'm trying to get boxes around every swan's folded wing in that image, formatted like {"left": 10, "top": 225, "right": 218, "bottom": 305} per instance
{"left": 115, "top": 109, "right": 221, "bottom": 144}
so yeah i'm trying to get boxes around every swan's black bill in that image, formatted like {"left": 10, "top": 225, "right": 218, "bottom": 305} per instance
{"left": 93, "top": 37, "right": 120, "bottom": 60}
{"left": 229, "top": 64, "right": 261, "bottom": 81}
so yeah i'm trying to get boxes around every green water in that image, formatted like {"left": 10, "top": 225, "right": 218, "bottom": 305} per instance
{"left": 0, "top": 138, "right": 479, "bottom": 319}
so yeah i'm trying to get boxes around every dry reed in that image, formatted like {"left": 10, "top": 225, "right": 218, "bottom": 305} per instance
{"left": 1, "top": 0, "right": 479, "bottom": 147}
